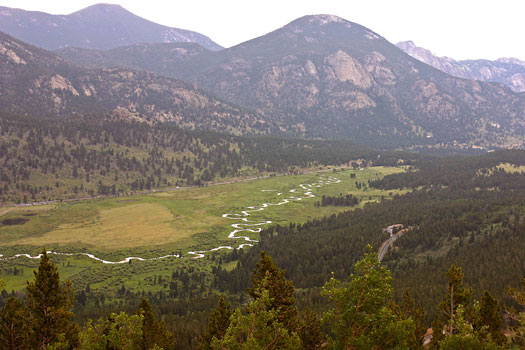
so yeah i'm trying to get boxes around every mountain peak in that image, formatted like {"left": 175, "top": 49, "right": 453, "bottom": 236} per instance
{"left": 496, "top": 57, "right": 525, "bottom": 66}
{"left": 304, "top": 14, "right": 348, "bottom": 25}
{"left": 0, "top": 4, "right": 223, "bottom": 51}
{"left": 397, "top": 40, "right": 416, "bottom": 48}
{"left": 288, "top": 14, "right": 354, "bottom": 28}
{"left": 70, "top": 3, "right": 130, "bottom": 17}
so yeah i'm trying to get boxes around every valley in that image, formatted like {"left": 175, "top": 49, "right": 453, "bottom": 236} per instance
{"left": 0, "top": 166, "right": 405, "bottom": 294}
{"left": 0, "top": 2, "right": 524, "bottom": 348}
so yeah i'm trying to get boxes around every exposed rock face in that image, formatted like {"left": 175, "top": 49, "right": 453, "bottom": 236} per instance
{"left": 0, "top": 4, "right": 222, "bottom": 51}
{"left": 0, "top": 32, "right": 273, "bottom": 135}
{"left": 56, "top": 15, "right": 525, "bottom": 149}
{"left": 324, "top": 51, "right": 373, "bottom": 89}
{"left": 397, "top": 40, "right": 525, "bottom": 93}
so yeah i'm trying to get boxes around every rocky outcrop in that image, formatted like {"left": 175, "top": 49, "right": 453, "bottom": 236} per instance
{"left": 0, "top": 32, "right": 273, "bottom": 135}
{"left": 397, "top": 40, "right": 525, "bottom": 93}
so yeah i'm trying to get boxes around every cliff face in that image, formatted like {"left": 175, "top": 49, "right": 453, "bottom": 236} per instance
{"left": 0, "top": 32, "right": 273, "bottom": 135}
{"left": 5, "top": 13, "right": 525, "bottom": 149}
{"left": 397, "top": 41, "right": 525, "bottom": 93}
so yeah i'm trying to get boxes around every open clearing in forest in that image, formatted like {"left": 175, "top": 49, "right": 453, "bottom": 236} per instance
{"left": 0, "top": 166, "right": 406, "bottom": 292}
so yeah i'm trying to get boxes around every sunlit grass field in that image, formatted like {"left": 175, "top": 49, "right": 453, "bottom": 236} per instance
{"left": 0, "top": 166, "right": 406, "bottom": 292}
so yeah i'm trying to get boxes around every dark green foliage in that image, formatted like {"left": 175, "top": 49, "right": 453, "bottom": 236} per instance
{"left": 475, "top": 291, "right": 506, "bottom": 345}
{"left": 0, "top": 112, "right": 411, "bottom": 203}
{"left": 316, "top": 194, "right": 359, "bottom": 207}
{"left": 199, "top": 296, "right": 232, "bottom": 350}
{"left": 321, "top": 247, "right": 415, "bottom": 349}
{"left": 138, "top": 298, "right": 175, "bottom": 350}
{"left": 439, "top": 265, "right": 473, "bottom": 332}
{"left": 396, "top": 291, "right": 426, "bottom": 349}
{"left": 26, "top": 250, "right": 79, "bottom": 349}
{"left": 212, "top": 150, "right": 525, "bottom": 326}
{"left": 297, "top": 308, "right": 325, "bottom": 350}
{"left": 508, "top": 277, "right": 525, "bottom": 346}
{"left": 209, "top": 253, "right": 302, "bottom": 349}
{"left": 248, "top": 252, "right": 298, "bottom": 333}
{"left": 0, "top": 297, "right": 27, "bottom": 350}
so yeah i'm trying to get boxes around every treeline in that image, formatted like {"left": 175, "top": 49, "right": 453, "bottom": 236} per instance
{"left": 1, "top": 248, "right": 524, "bottom": 349}
{"left": 0, "top": 112, "right": 420, "bottom": 203}
{"left": 370, "top": 149, "right": 525, "bottom": 190}
{"left": 211, "top": 150, "right": 525, "bottom": 319}
{"left": 315, "top": 194, "right": 359, "bottom": 207}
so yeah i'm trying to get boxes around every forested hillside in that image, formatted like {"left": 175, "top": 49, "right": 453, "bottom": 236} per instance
{"left": 57, "top": 16, "right": 525, "bottom": 149}
{"left": 212, "top": 151, "right": 525, "bottom": 318}
{"left": 0, "top": 113, "right": 415, "bottom": 204}
{"left": 1, "top": 243, "right": 523, "bottom": 349}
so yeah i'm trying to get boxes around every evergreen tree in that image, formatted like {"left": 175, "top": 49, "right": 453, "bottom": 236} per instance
{"left": 508, "top": 277, "right": 525, "bottom": 347}
{"left": 429, "top": 315, "right": 445, "bottom": 350}
{"left": 438, "top": 265, "right": 473, "bottom": 335}
{"left": 138, "top": 298, "right": 174, "bottom": 350}
{"left": 394, "top": 291, "right": 426, "bottom": 349}
{"left": 297, "top": 308, "right": 325, "bottom": 350}
{"left": 26, "top": 250, "right": 79, "bottom": 349}
{"left": 79, "top": 312, "right": 143, "bottom": 349}
{"left": 321, "top": 246, "right": 415, "bottom": 349}
{"left": 247, "top": 251, "right": 298, "bottom": 332}
{"left": 437, "top": 304, "right": 504, "bottom": 350}
{"left": 0, "top": 297, "right": 27, "bottom": 350}
{"left": 199, "top": 296, "right": 232, "bottom": 350}
{"left": 211, "top": 278, "right": 301, "bottom": 350}
{"left": 474, "top": 291, "right": 505, "bottom": 345}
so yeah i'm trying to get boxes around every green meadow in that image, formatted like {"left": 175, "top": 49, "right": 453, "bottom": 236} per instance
{"left": 0, "top": 166, "right": 406, "bottom": 293}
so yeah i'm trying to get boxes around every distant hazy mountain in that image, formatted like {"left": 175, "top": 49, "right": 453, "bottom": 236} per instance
{"left": 0, "top": 32, "right": 272, "bottom": 134}
{"left": 59, "top": 15, "right": 525, "bottom": 150}
{"left": 397, "top": 41, "right": 525, "bottom": 93}
{"left": 0, "top": 3, "right": 223, "bottom": 51}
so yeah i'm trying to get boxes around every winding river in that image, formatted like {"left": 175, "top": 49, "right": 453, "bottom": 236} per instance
{"left": 0, "top": 175, "right": 340, "bottom": 263}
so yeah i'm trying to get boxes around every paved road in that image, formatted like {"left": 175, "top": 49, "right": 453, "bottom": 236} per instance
{"left": 378, "top": 225, "right": 408, "bottom": 262}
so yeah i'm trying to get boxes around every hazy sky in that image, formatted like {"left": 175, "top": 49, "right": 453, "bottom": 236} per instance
{"left": 2, "top": 0, "right": 524, "bottom": 60}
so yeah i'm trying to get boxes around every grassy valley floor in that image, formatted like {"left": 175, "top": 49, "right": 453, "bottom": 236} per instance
{"left": 0, "top": 166, "right": 406, "bottom": 294}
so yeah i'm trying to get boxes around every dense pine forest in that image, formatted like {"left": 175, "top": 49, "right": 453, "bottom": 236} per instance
{"left": 0, "top": 113, "right": 417, "bottom": 204}
{"left": 213, "top": 151, "right": 525, "bottom": 315}
{"left": 0, "top": 246, "right": 524, "bottom": 349}
{"left": 0, "top": 150, "right": 524, "bottom": 349}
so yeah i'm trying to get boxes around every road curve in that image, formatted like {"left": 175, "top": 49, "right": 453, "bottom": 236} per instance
{"left": 378, "top": 225, "right": 409, "bottom": 262}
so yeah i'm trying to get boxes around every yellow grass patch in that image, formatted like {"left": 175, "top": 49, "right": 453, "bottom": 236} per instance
{"left": 15, "top": 203, "right": 190, "bottom": 250}
{"left": 495, "top": 162, "right": 525, "bottom": 173}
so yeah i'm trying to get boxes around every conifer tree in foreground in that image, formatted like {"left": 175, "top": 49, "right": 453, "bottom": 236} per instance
{"left": 138, "top": 298, "right": 175, "bottom": 350}
{"left": 321, "top": 245, "right": 415, "bottom": 350}
{"left": 247, "top": 251, "right": 298, "bottom": 333}
{"left": 438, "top": 265, "right": 473, "bottom": 335}
{"left": 433, "top": 265, "right": 506, "bottom": 349}
{"left": 211, "top": 277, "right": 301, "bottom": 350}
{"left": 26, "top": 249, "right": 79, "bottom": 349}
{"left": 0, "top": 297, "right": 28, "bottom": 350}
{"left": 508, "top": 277, "right": 525, "bottom": 346}
{"left": 199, "top": 296, "right": 232, "bottom": 350}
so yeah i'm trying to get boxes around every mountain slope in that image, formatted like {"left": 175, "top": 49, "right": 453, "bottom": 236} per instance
{"left": 59, "top": 15, "right": 525, "bottom": 149}
{"left": 397, "top": 40, "right": 525, "bottom": 93}
{"left": 0, "top": 32, "right": 272, "bottom": 134}
{"left": 0, "top": 4, "right": 222, "bottom": 51}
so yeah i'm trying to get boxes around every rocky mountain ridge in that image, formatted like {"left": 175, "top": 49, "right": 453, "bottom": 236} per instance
{"left": 396, "top": 40, "right": 525, "bottom": 93}
{"left": 0, "top": 32, "right": 272, "bottom": 134}
{"left": 0, "top": 3, "right": 222, "bottom": 51}
{"left": 59, "top": 15, "right": 525, "bottom": 149}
